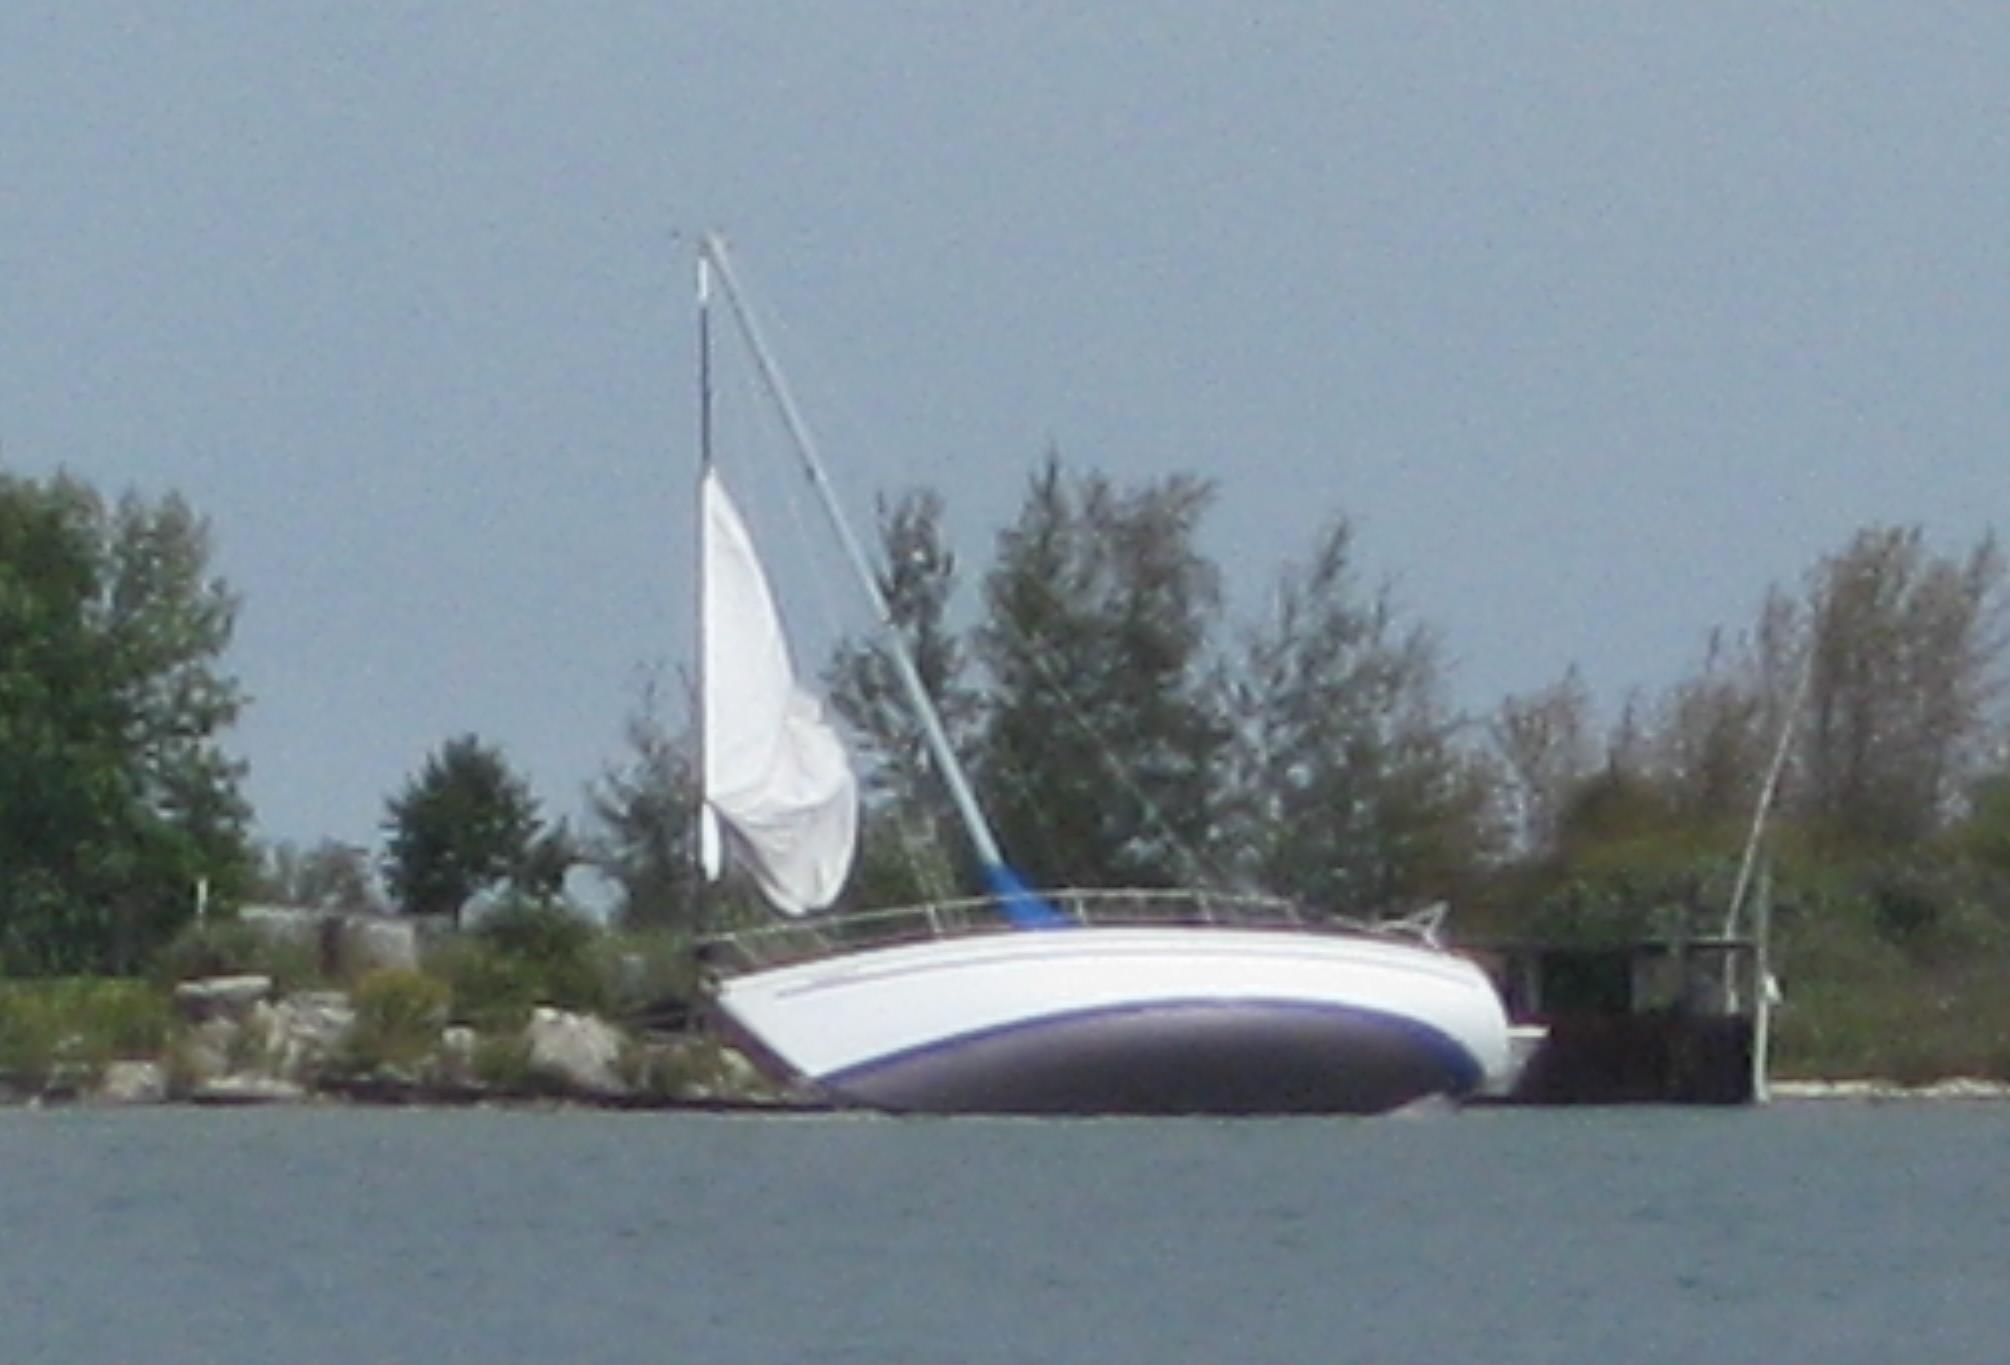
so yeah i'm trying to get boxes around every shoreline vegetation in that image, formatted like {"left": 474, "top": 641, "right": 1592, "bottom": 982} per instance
{"left": 5, "top": 908, "right": 2010, "bottom": 1113}
{"left": 0, "top": 913, "right": 800, "bottom": 1114}
{"left": 7, "top": 468, "right": 2009, "bottom": 1104}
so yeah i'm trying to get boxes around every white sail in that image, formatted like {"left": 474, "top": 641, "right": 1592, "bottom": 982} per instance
{"left": 700, "top": 466, "right": 857, "bottom": 914}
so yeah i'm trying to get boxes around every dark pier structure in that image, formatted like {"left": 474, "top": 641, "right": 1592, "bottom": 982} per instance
{"left": 1476, "top": 936, "right": 1768, "bottom": 1104}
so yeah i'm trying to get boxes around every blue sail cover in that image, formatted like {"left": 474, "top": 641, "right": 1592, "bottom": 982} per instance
{"left": 981, "top": 862, "right": 1075, "bottom": 929}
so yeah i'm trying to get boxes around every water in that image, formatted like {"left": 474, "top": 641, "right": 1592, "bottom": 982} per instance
{"left": 2, "top": 1103, "right": 2005, "bottom": 1363}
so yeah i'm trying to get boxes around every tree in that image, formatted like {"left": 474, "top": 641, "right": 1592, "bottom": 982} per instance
{"left": 974, "top": 456, "right": 1230, "bottom": 888}
{"left": 1231, "top": 518, "right": 1495, "bottom": 912}
{"left": 1800, "top": 527, "right": 2006, "bottom": 845}
{"left": 1956, "top": 769, "right": 2010, "bottom": 877}
{"left": 0, "top": 472, "right": 250, "bottom": 974}
{"left": 585, "top": 676, "right": 714, "bottom": 932}
{"left": 1490, "top": 668, "right": 1597, "bottom": 859}
{"left": 381, "top": 734, "right": 556, "bottom": 925}
{"left": 256, "top": 839, "right": 381, "bottom": 912}
{"left": 824, "top": 488, "right": 979, "bottom": 904}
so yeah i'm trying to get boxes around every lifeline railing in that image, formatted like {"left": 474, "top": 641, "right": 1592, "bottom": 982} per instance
{"left": 696, "top": 889, "right": 1452, "bottom": 976}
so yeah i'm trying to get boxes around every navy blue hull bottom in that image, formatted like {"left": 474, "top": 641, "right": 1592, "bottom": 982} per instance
{"left": 819, "top": 1000, "right": 1479, "bottom": 1116}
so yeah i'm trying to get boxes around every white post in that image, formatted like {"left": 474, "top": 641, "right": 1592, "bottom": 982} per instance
{"left": 1751, "top": 861, "right": 1775, "bottom": 1103}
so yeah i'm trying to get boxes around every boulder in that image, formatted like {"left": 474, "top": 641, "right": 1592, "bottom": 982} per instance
{"left": 172, "top": 975, "right": 273, "bottom": 1023}
{"left": 524, "top": 1008, "right": 628, "bottom": 1098}
{"left": 176, "top": 1017, "right": 241, "bottom": 1087}
{"left": 96, "top": 1061, "right": 168, "bottom": 1105}
{"left": 435, "top": 1026, "right": 479, "bottom": 1087}
{"left": 257, "top": 991, "right": 356, "bottom": 1080}
{"left": 714, "top": 1044, "right": 776, "bottom": 1098}
{"left": 190, "top": 1074, "right": 307, "bottom": 1105}
{"left": 341, "top": 918, "right": 419, "bottom": 974}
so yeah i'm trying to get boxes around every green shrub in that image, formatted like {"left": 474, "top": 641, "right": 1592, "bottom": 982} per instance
{"left": 473, "top": 898, "right": 594, "bottom": 960}
{"left": 1771, "top": 885, "right": 2010, "bottom": 1084}
{"left": 471, "top": 1033, "right": 536, "bottom": 1093}
{"left": 428, "top": 900, "right": 610, "bottom": 1026}
{"left": 618, "top": 1036, "right": 722, "bottom": 1100}
{"left": 342, "top": 969, "right": 450, "bottom": 1075}
{"left": 0, "top": 987, "right": 64, "bottom": 1092}
{"left": 426, "top": 936, "right": 545, "bottom": 1033}
{"left": 0, "top": 979, "right": 173, "bottom": 1093}
{"left": 153, "top": 917, "right": 323, "bottom": 992}
{"left": 590, "top": 929, "right": 703, "bottom": 1023}
{"left": 76, "top": 979, "right": 172, "bottom": 1062}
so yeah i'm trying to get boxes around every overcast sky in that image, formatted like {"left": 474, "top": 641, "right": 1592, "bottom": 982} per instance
{"left": 4, "top": 5, "right": 2005, "bottom": 855}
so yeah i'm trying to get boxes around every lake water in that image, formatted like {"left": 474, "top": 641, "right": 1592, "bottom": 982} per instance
{"left": 2, "top": 1103, "right": 2005, "bottom": 1363}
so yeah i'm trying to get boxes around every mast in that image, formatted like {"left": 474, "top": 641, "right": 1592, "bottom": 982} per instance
{"left": 693, "top": 248, "right": 715, "bottom": 898}
{"left": 1726, "top": 645, "right": 1814, "bottom": 937}
{"left": 698, "top": 232, "right": 1008, "bottom": 873}
{"left": 699, "top": 253, "right": 714, "bottom": 475}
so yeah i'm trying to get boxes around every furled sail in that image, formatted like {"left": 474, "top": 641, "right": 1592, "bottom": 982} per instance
{"left": 700, "top": 467, "right": 858, "bottom": 914}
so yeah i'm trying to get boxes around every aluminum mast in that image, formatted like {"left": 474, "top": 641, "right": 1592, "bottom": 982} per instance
{"left": 698, "top": 233, "right": 1008, "bottom": 874}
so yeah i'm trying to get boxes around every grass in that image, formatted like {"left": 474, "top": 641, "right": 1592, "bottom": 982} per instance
{"left": 1769, "top": 886, "right": 2010, "bottom": 1084}
{"left": 338, "top": 969, "right": 451, "bottom": 1077}
{"left": 0, "top": 978, "right": 173, "bottom": 1093}
{"left": 154, "top": 916, "right": 325, "bottom": 992}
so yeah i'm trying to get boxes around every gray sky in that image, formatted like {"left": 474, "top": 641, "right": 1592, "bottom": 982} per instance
{"left": 4, "top": 5, "right": 2005, "bottom": 854}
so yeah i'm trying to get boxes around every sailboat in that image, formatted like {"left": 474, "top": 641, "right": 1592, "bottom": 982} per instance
{"left": 692, "top": 234, "right": 1510, "bottom": 1115}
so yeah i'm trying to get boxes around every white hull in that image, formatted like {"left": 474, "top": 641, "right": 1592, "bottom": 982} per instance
{"left": 712, "top": 924, "right": 1511, "bottom": 1115}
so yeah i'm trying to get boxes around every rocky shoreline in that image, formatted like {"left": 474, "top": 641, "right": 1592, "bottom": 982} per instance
{"left": 12, "top": 973, "right": 2009, "bottom": 1112}
{"left": 4, "top": 973, "right": 813, "bottom": 1113}
{"left": 1768, "top": 1077, "right": 2010, "bottom": 1102}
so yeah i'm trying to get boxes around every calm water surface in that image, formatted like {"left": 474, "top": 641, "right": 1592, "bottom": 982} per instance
{"left": 2, "top": 1103, "right": 2006, "bottom": 1363}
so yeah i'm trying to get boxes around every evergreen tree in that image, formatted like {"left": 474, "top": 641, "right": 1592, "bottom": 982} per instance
{"left": 1231, "top": 518, "right": 1493, "bottom": 912}
{"left": 381, "top": 734, "right": 554, "bottom": 925}
{"left": 585, "top": 678, "right": 714, "bottom": 931}
{"left": 975, "top": 456, "right": 1229, "bottom": 888}
{"left": 824, "top": 488, "right": 977, "bottom": 904}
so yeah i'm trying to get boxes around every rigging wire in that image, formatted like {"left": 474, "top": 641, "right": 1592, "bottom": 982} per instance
{"left": 701, "top": 234, "right": 1241, "bottom": 903}
{"left": 1002, "top": 600, "right": 1241, "bottom": 893}
{"left": 703, "top": 248, "right": 966, "bottom": 901}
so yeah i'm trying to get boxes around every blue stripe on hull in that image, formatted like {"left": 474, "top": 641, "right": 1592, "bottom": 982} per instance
{"left": 817, "top": 998, "right": 1484, "bottom": 1117}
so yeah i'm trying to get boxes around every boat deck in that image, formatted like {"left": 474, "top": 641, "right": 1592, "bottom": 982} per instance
{"left": 697, "top": 889, "right": 1450, "bottom": 976}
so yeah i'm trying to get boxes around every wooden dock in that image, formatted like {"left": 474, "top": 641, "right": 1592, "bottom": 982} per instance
{"left": 1472, "top": 935, "right": 1768, "bottom": 1104}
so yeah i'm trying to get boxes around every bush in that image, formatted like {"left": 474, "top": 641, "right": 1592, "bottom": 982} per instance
{"left": 471, "top": 1033, "right": 536, "bottom": 1092}
{"left": 0, "top": 979, "right": 173, "bottom": 1093}
{"left": 428, "top": 900, "right": 610, "bottom": 1027}
{"left": 342, "top": 969, "right": 450, "bottom": 1075}
{"left": 618, "top": 1035, "right": 752, "bottom": 1101}
{"left": 589, "top": 928, "right": 703, "bottom": 1024}
{"left": 473, "top": 898, "right": 594, "bottom": 960}
{"left": 0, "top": 987, "right": 64, "bottom": 1092}
{"left": 426, "top": 936, "right": 546, "bottom": 1033}
{"left": 1769, "top": 863, "right": 2010, "bottom": 1083}
{"left": 153, "top": 916, "right": 322, "bottom": 992}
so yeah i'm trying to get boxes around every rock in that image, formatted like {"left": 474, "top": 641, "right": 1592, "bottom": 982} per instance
{"left": 341, "top": 918, "right": 419, "bottom": 974}
{"left": 1771, "top": 1077, "right": 2010, "bottom": 1102}
{"left": 175, "top": 1017, "right": 241, "bottom": 1087}
{"left": 430, "top": 1026, "right": 480, "bottom": 1088}
{"left": 172, "top": 975, "right": 273, "bottom": 1023}
{"left": 524, "top": 1008, "right": 628, "bottom": 1098}
{"left": 623, "top": 1036, "right": 788, "bottom": 1105}
{"left": 713, "top": 1044, "right": 770, "bottom": 1095}
{"left": 1916, "top": 1077, "right": 2010, "bottom": 1100}
{"left": 190, "top": 1075, "right": 307, "bottom": 1105}
{"left": 96, "top": 1061, "right": 168, "bottom": 1105}
{"left": 259, "top": 991, "right": 356, "bottom": 1080}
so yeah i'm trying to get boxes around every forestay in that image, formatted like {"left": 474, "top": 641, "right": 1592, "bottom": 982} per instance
{"left": 700, "top": 466, "right": 858, "bottom": 914}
